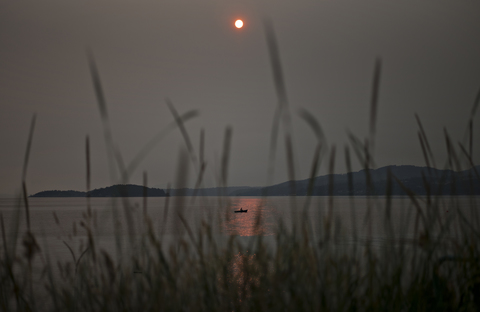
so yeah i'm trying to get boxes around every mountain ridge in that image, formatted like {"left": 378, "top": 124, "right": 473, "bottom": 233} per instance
{"left": 30, "top": 165, "right": 480, "bottom": 197}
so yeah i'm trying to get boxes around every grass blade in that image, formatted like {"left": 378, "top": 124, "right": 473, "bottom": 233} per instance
{"left": 86, "top": 135, "right": 91, "bottom": 216}
{"left": 86, "top": 49, "right": 117, "bottom": 182}
{"left": 221, "top": 126, "right": 233, "bottom": 188}
{"left": 368, "top": 58, "right": 382, "bottom": 150}
{"left": 22, "top": 182, "right": 30, "bottom": 232}
{"left": 264, "top": 20, "right": 295, "bottom": 189}
{"left": 470, "top": 84, "right": 480, "bottom": 118}
{"left": 87, "top": 49, "right": 108, "bottom": 121}
{"left": 22, "top": 114, "right": 36, "bottom": 182}
{"left": 415, "top": 114, "right": 437, "bottom": 169}
{"left": 284, "top": 134, "right": 296, "bottom": 194}
{"left": 166, "top": 98, "right": 198, "bottom": 169}
{"left": 298, "top": 108, "right": 326, "bottom": 143}
{"left": 192, "top": 129, "right": 207, "bottom": 198}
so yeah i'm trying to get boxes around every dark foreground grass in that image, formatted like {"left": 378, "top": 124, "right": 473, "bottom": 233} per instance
{"left": 1, "top": 23, "right": 480, "bottom": 311}
{"left": 1, "top": 192, "right": 480, "bottom": 311}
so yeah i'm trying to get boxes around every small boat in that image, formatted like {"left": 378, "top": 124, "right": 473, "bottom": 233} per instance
{"left": 234, "top": 208, "right": 248, "bottom": 213}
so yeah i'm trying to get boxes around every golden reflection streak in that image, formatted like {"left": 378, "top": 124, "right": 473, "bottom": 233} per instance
{"left": 222, "top": 198, "right": 276, "bottom": 236}
{"left": 230, "top": 251, "right": 259, "bottom": 301}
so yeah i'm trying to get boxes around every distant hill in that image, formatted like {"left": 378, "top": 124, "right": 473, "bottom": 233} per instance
{"left": 238, "top": 165, "right": 480, "bottom": 196}
{"left": 30, "top": 165, "right": 479, "bottom": 197}
{"left": 31, "top": 185, "right": 258, "bottom": 197}
{"left": 31, "top": 190, "right": 86, "bottom": 197}
{"left": 31, "top": 184, "right": 166, "bottom": 197}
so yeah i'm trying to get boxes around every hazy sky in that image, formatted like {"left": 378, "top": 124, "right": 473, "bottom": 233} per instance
{"left": 1, "top": 0, "right": 479, "bottom": 196}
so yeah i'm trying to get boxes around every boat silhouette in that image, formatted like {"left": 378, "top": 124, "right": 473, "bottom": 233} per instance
{"left": 234, "top": 208, "right": 248, "bottom": 213}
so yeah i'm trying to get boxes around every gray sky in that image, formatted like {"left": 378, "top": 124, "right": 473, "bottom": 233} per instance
{"left": 1, "top": 0, "right": 479, "bottom": 196}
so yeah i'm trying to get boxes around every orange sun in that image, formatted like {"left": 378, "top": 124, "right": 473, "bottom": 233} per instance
{"left": 235, "top": 19, "right": 243, "bottom": 29}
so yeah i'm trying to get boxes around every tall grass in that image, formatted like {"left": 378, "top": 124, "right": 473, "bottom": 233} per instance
{"left": 1, "top": 24, "right": 479, "bottom": 312}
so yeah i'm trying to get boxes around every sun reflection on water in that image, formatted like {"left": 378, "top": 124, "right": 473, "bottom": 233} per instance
{"left": 222, "top": 198, "right": 276, "bottom": 236}
{"left": 229, "top": 251, "right": 259, "bottom": 300}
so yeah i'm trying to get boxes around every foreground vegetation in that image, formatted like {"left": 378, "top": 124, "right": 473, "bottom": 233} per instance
{"left": 2, "top": 191, "right": 480, "bottom": 311}
{"left": 1, "top": 23, "right": 479, "bottom": 311}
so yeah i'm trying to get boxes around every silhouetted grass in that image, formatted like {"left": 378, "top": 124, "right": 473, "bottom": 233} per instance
{"left": 1, "top": 23, "right": 479, "bottom": 312}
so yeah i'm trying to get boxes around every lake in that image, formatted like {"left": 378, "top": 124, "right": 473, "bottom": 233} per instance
{"left": 1, "top": 195, "right": 477, "bottom": 263}
{"left": 0, "top": 195, "right": 478, "bottom": 310}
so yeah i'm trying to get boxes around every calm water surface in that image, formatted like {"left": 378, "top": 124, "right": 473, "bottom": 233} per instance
{"left": 0, "top": 196, "right": 478, "bottom": 262}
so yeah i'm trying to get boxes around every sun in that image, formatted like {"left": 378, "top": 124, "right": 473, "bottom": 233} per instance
{"left": 235, "top": 19, "right": 243, "bottom": 29}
